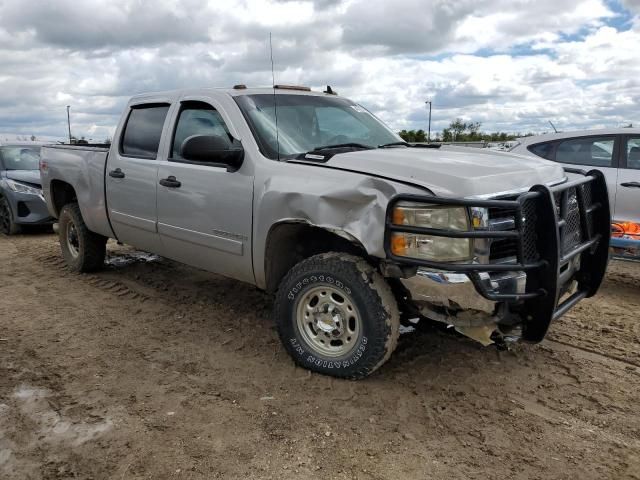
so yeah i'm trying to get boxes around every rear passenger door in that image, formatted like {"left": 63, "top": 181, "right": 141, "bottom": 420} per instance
{"left": 616, "top": 135, "right": 640, "bottom": 224}
{"left": 106, "top": 102, "right": 171, "bottom": 253}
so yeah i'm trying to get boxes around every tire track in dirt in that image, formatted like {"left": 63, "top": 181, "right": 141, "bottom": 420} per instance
{"left": 33, "top": 250, "right": 152, "bottom": 302}
{"left": 547, "top": 338, "right": 640, "bottom": 369}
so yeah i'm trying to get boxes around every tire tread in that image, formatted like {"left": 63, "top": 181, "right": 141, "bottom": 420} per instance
{"left": 274, "top": 252, "right": 400, "bottom": 380}
{"left": 59, "top": 203, "right": 106, "bottom": 272}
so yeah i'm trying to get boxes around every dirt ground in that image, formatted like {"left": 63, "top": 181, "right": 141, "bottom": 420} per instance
{"left": 1, "top": 232, "right": 639, "bottom": 480}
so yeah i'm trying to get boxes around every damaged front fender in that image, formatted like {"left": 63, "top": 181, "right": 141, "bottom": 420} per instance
{"left": 252, "top": 161, "right": 428, "bottom": 289}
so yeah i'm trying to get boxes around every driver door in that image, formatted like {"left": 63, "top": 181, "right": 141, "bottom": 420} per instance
{"left": 156, "top": 98, "right": 255, "bottom": 284}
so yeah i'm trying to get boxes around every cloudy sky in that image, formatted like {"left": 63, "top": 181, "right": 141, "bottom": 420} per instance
{"left": 0, "top": 0, "right": 638, "bottom": 141}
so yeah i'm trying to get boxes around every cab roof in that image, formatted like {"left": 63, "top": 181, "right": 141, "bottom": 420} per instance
{"left": 129, "top": 85, "right": 335, "bottom": 103}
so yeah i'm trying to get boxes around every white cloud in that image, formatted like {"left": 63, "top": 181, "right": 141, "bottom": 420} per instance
{"left": 0, "top": 0, "right": 637, "bottom": 141}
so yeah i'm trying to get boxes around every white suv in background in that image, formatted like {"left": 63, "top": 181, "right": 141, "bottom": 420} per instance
{"left": 511, "top": 129, "right": 639, "bottom": 223}
{"left": 511, "top": 129, "right": 640, "bottom": 252}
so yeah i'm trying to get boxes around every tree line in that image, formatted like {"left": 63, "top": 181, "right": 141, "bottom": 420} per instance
{"left": 399, "top": 118, "right": 533, "bottom": 143}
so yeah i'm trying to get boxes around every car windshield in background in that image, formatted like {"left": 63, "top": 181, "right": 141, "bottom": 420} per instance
{"left": 234, "top": 94, "right": 401, "bottom": 160}
{"left": 0, "top": 146, "right": 41, "bottom": 170}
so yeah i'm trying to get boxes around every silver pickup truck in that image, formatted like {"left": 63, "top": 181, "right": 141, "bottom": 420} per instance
{"left": 40, "top": 85, "right": 611, "bottom": 379}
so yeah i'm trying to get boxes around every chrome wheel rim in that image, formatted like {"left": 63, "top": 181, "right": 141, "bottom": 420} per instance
{"left": 66, "top": 221, "right": 80, "bottom": 258}
{"left": 295, "top": 284, "right": 361, "bottom": 357}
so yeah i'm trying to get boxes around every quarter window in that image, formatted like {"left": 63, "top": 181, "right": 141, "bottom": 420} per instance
{"left": 171, "top": 102, "right": 232, "bottom": 159}
{"left": 527, "top": 142, "right": 554, "bottom": 160}
{"left": 121, "top": 104, "right": 170, "bottom": 158}
{"left": 625, "top": 137, "right": 640, "bottom": 170}
{"left": 555, "top": 137, "right": 615, "bottom": 167}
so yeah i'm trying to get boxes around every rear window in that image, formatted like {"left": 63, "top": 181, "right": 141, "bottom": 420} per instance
{"left": 555, "top": 137, "right": 614, "bottom": 167}
{"left": 121, "top": 104, "right": 170, "bottom": 158}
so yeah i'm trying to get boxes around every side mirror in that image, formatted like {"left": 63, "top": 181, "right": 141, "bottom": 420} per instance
{"left": 181, "top": 134, "right": 244, "bottom": 171}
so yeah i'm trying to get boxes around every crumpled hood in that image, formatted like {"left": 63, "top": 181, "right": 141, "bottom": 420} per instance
{"left": 5, "top": 170, "right": 42, "bottom": 187}
{"left": 323, "top": 146, "right": 565, "bottom": 197}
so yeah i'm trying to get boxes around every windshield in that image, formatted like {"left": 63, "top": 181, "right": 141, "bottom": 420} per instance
{"left": 234, "top": 94, "right": 401, "bottom": 159}
{"left": 0, "top": 146, "right": 41, "bottom": 170}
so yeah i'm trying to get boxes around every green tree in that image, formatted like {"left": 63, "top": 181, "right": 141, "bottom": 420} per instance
{"left": 398, "top": 129, "right": 427, "bottom": 142}
{"left": 400, "top": 121, "right": 519, "bottom": 144}
{"left": 440, "top": 119, "right": 517, "bottom": 143}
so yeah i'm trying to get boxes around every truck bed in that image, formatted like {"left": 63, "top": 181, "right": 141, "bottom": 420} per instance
{"left": 41, "top": 144, "right": 115, "bottom": 239}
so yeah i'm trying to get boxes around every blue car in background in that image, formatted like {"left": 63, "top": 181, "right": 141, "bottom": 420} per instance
{"left": 0, "top": 144, "right": 54, "bottom": 235}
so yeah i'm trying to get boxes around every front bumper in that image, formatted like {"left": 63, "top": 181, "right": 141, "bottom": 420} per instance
{"left": 385, "top": 169, "right": 611, "bottom": 342}
{"left": 400, "top": 269, "right": 525, "bottom": 315}
{"left": 8, "top": 191, "right": 55, "bottom": 225}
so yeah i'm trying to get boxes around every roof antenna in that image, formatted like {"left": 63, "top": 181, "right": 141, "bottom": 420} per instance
{"left": 270, "top": 32, "right": 280, "bottom": 161}
{"left": 548, "top": 120, "right": 558, "bottom": 133}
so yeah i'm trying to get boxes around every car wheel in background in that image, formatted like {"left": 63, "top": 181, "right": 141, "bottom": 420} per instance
{"left": 58, "top": 203, "right": 107, "bottom": 272}
{"left": 274, "top": 252, "right": 400, "bottom": 380}
{"left": 0, "top": 196, "right": 21, "bottom": 235}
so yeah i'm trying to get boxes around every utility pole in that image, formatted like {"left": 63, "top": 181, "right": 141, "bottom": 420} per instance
{"left": 425, "top": 101, "right": 432, "bottom": 143}
{"left": 66, "top": 105, "right": 72, "bottom": 144}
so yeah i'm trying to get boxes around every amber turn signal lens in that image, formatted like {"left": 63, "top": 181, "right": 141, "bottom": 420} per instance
{"left": 391, "top": 234, "right": 407, "bottom": 255}
{"left": 392, "top": 208, "right": 406, "bottom": 225}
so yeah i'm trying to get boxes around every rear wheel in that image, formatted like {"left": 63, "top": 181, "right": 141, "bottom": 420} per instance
{"left": 58, "top": 203, "right": 107, "bottom": 272}
{"left": 0, "top": 196, "right": 21, "bottom": 235}
{"left": 274, "top": 252, "right": 400, "bottom": 379}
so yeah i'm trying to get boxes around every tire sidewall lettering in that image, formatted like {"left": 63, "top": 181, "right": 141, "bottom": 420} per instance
{"left": 290, "top": 336, "right": 369, "bottom": 370}
{"left": 287, "top": 274, "right": 351, "bottom": 300}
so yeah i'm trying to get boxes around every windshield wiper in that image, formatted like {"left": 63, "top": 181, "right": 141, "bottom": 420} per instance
{"left": 378, "top": 141, "right": 410, "bottom": 148}
{"left": 311, "top": 142, "right": 373, "bottom": 152}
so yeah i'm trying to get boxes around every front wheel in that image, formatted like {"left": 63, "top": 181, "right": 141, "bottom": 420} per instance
{"left": 274, "top": 252, "right": 400, "bottom": 379}
{"left": 0, "top": 196, "right": 21, "bottom": 235}
{"left": 58, "top": 203, "right": 107, "bottom": 272}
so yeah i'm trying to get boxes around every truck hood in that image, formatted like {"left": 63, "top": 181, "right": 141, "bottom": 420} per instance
{"left": 5, "top": 170, "right": 42, "bottom": 187}
{"left": 322, "top": 147, "right": 565, "bottom": 197}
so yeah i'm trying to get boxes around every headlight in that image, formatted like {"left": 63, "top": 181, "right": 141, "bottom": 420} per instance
{"left": 5, "top": 179, "right": 42, "bottom": 196}
{"left": 391, "top": 203, "right": 473, "bottom": 262}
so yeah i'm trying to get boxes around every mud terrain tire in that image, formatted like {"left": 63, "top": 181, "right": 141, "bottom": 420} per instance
{"left": 58, "top": 203, "right": 107, "bottom": 272}
{"left": 275, "top": 252, "right": 400, "bottom": 379}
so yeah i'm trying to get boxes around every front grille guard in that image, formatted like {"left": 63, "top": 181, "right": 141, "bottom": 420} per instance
{"left": 384, "top": 169, "right": 610, "bottom": 342}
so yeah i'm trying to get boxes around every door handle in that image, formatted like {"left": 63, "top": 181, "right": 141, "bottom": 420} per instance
{"left": 620, "top": 181, "right": 640, "bottom": 188}
{"left": 159, "top": 176, "right": 181, "bottom": 188}
{"left": 108, "top": 168, "right": 125, "bottom": 179}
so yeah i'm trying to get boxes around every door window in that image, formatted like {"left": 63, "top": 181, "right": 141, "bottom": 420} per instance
{"left": 171, "top": 102, "right": 232, "bottom": 160}
{"left": 555, "top": 137, "right": 615, "bottom": 167}
{"left": 625, "top": 137, "right": 640, "bottom": 170}
{"left": 121, "top": 104, "right": 170, "bottom": 159}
